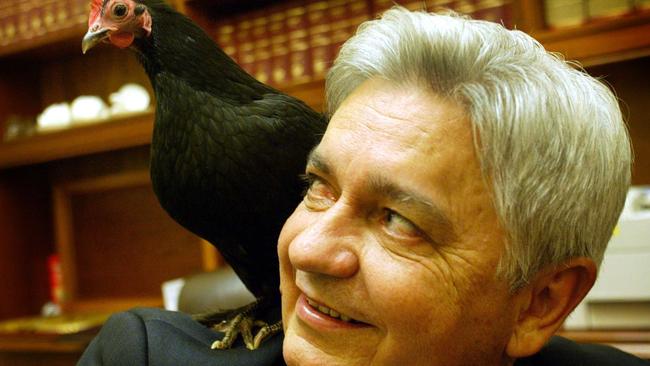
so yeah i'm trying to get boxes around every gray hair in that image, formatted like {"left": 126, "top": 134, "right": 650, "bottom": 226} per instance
{"left": 326, "top": 7, "right": 632, "bottom": 290}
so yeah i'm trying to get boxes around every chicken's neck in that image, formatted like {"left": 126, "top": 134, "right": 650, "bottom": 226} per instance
{"left": 133, "top": 5, "right": 272, "bottom": 102}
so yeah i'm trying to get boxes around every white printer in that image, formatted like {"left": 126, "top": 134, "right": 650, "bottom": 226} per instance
{"left": 565, "top": 186, "right": 650, "bottom": 329}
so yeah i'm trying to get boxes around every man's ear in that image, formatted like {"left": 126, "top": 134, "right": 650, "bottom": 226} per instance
{"left": 506, "top": 257, "right": 597, "bottom": 358}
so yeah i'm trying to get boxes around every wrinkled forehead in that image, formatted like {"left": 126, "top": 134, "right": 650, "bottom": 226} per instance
{"left": 89, "top": 0, "right": 108, "bottom": 26}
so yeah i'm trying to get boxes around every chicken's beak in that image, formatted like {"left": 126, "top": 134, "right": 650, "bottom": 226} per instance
{"left": 82, "top": 27, "right": 110, "bottom": 54}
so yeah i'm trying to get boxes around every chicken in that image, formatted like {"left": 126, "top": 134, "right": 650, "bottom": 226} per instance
{"left": 82, "top": 0, "right": 327, "bottom": 350}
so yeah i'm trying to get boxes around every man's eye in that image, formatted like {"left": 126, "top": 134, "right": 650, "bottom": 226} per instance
{"left": 382, "top": 209, "right": 422, "bottom": 239}
{"left": 301, "top": 174, "right": 335, "bottom": 209}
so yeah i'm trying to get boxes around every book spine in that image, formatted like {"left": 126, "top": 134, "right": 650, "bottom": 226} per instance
{"left": 17, "top": 0, "right": 31, "bottom": 41}
{"left": 215, "top": 20, "right": 237, "bottom": 60}
{"left": 29, "top": 0, "right": 45, "bottom": 38}
{"left": 286, "top": 4, "right": 311, "bottom": 85}
{"left": 203, "top": 0, "right": 522, "bottom": 90}
{"left": 328, "top": 0, "right": 349, "bottom": 65}
{"left": 544, "top": 0, "right": 587, "bottom": 28}
{"left": 42, "top": 0, "right": 56, "bottom": 32}
{"left": 235, "top": 17, "right": 253, "bottom": 65}
{"left": 271, "top": 34, "right": 290, "bottom": 86}
{"left": 307, "top": 1, "right": 332, "bottom": 79}
{"left": 471, "top": 0, "right": 513, "bottom": 28}
{"left": 55, "top": 1, "right": 69, "bottom": 29}
{"left": 424, "top": 0, "right": 455, "bottom": 12}
{"left": 0, "top": 1, "right": 18, "bottom": 46}
{"left": 330, "top": 0, "right": 371, "bottom": 56}
{"left": 587, "top": 0, "right": 633, "bottom": 20}
{"left": 74, "top": 0, "right": 89, "bottom": 25}
{"left": 250, "top": 15, "right": 270, "bottom": 78}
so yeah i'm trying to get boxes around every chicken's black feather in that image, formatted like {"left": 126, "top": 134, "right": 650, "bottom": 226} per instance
{"left": 132, "top": 1, "right": 326, "bottom": 303}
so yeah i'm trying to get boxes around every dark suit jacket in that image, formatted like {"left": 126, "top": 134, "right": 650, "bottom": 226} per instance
{"left": 78, "top": 307, "right": 649, "bottom": 366}
{"left": 77, "top": 307, "right": 285, "bottom": 366}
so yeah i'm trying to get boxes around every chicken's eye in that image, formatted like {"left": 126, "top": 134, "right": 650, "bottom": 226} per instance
{"left": 112, "top": 3, "right": 128, "bottom": 18}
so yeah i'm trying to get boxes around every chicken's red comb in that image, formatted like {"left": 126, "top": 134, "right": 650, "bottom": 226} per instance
{"left": 89, "top": 0, "right": 104, "bottom": 27}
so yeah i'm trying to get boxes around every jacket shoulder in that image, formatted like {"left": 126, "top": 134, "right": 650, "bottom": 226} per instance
{"left": 516, "top": 336, "right": 650, "bottom": 366}
{"left": 77, "top": 307, "right": 285, "bottom": 366}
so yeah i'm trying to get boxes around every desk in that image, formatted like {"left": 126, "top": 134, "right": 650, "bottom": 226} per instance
{"left": 0, "top": 329, "right": 98, "bottom": 366}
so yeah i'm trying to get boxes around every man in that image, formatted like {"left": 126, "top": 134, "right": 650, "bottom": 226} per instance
{"left": 79, "top": 7, "right": 646, "bottom": 366}
{"left": 277, "top": 8, "right": 636, "bottom": 365}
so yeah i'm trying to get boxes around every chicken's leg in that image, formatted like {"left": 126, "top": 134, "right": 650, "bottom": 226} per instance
{"left": 194, "top": 298, "right": 282, "bottom": 350}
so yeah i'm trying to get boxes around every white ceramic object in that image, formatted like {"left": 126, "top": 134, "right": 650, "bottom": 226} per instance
{"left": 37, "top": 103, "right": 72, "bottom": 131}
{"left": 70, "top": 95, "right": 110, "bottom": 123}
{"left": 110, "top": 83, "right": 151, "bottom": 116}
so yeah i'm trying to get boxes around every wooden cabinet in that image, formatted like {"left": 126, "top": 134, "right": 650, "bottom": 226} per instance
{"left": 0, "top": 0, "right": 649, "bottom": 332}
{"left": 512, "top": 1, "right": 650, "bottom": 184}
{"left": 0, "top": 1, "right": 207, "bottom": 320}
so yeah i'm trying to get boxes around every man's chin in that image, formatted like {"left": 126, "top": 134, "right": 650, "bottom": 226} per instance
{"left": 282, "top": 327, "right": 329, "bottom": 366}
{"left": 283, "top": 320, "right": 373, "bottom": 366}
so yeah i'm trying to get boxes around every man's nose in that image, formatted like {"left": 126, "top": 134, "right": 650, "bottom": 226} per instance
{"left": 288, "top": 204, "right": 359, "bottom": 278}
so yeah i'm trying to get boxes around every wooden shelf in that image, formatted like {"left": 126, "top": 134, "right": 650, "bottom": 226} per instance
{"left": 0, "top": 112, "right": 154, "bottom": 169}
{"left": 184, "top": 0, "right": 278, "bottom": 15}
{"left": 63, "top": 297, "right": 163, "bottom": 314}
{"left": 0, "top": 78, "right": 324, "bottom": 171}
{"left": 0, "top": 329, "right": 98, "bottom": 366}
{"left": 533, "top": 10, "right": 650, "bottom": 66}
{"left": 0, "top": 24, "right": 87, "bottom": 60}
{"left": 0, "top": 330, "right": 98, "bottom": 353}
{"left": 282, "top": 78, "right": 326, "bottom": 113}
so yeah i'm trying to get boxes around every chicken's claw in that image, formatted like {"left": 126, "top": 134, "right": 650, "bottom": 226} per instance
{"left": 200, "top": 299, "right": 282, "bottom": 350}
{"left": 210, "top": 315, "right": 282, "bottom": 350}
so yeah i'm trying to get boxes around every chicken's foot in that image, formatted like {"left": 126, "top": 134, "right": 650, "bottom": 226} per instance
{"left": 196, "top": 299, "right": 282, "bottom": 350}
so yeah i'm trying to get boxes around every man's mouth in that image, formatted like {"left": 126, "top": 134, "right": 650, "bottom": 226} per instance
{"left": 304, "top": 295, "right": 364, "bottom": 324}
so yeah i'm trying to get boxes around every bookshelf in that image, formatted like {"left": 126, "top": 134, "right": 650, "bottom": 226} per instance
{"left": 0, "top": 111, "right": 154, "bottom": 169}
{"left": 0, "top": 2, "right": 649, "bottom": 363}
{"left": 530, "top": 6, "right": 650, "bottom": 66}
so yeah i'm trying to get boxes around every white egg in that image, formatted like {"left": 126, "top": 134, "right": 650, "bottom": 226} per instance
{"left": 37, "top": 103, "right": 72, "bottom": 131}
{"left": 70, "top": 95, "right": 109, "bottom": 123}
{"left": 110, "top": 83, "right": 151, "bottom": 116}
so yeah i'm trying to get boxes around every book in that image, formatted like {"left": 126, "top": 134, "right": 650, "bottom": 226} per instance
{"left": 544, "top": 0, "right": 587, "bottom": 28}
{"left": 588, "top": 0, "right": 633, "bottom": 20}
{"left": 287, "top": 5, "right": 312, "bottom": 84}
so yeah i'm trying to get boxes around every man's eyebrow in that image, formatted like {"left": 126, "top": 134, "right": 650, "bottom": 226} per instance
{"left": 305, "top": 148, "right": 456, "bottom": 241}
{"left": 305, "top": 148, "right": 330, "bottom": 175}
{"left": 368, "top": 174, "right": 457, "bottom": 240}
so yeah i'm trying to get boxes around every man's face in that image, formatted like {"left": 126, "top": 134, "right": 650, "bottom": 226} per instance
{"left": 279, "top": 79, "right": 519, "bottom": 365}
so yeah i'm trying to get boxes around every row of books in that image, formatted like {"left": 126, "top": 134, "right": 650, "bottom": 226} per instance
{"left": 214, "top": 0, "right": 513, "bottom": 88}
{"left": 0, "top": 0, "right": 88, "bottom": 47}
{"left": 544, "top": 0, "right": 650, "bottom": 29}
{"left": 0, "top": 0, "right": 512, "bottom": 87}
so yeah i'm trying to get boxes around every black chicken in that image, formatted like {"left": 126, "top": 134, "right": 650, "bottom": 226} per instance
{"left": 82, "top": 0, "right": 326, "bottom": 350}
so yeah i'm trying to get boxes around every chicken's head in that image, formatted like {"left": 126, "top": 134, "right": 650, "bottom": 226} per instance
{"left": 82, "top": 0, "right": 152, "bottom": 54}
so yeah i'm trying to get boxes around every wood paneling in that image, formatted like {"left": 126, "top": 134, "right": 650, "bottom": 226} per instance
{"left": 0, "top": 166, "right": 53, "bottom": 320}
{"left": 534, "top": 11, "right": 650, "bottom": 67}
{"left": 0, "top": 112, "right": 154, "bottom": 169}
{"left": 587, "top": 56, "right": 650, "bottom": 185}
{"left": 39, "top": 47, "right": 152, "bottom": 108}
{"left": 0, "top": 59, "right": 41, "bottom": 140}
{"left": 52, "top": 169, "right": 207, "bottom": 312}
{"left": 0, "top": 327, "right": 97, "bottom": 366}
